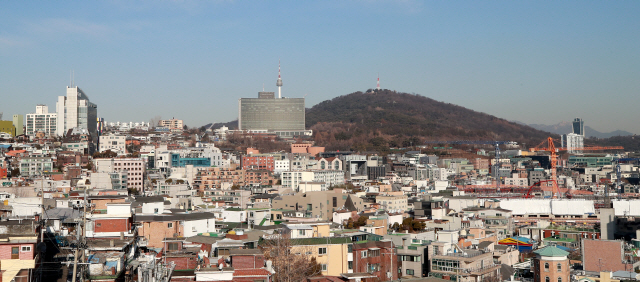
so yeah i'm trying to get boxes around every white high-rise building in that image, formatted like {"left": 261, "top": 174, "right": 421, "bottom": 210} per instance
{"left": 562, "top": 133, "right": 584, "bottom": 153}
{"left": 25, "top": 105, "right": 57, "bottom": 138}
{"left": 56, "top": 86, "right": 97, "bottom": 139}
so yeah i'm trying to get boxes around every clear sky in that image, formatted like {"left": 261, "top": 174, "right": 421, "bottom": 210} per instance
{"left": 2, "top": 1, "right": 639, "bottom": 134}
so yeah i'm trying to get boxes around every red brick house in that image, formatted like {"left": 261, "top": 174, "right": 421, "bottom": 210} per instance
{"left": 0, "top": 234, "right": 37, "bottom": 282}
{"left": 352, "top": 241, "right": 398, "bottom": 281}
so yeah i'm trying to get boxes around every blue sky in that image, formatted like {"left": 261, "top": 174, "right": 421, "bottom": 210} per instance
{"left": 2, "top": 1, "right": 639, "bottom": 134}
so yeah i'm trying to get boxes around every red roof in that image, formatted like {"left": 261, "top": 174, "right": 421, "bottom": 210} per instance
{"left": 233, "top": 269, "right": 271, "bottom": 277}
{"left": 6, "top": 150, "right": 26, "bottom": 157}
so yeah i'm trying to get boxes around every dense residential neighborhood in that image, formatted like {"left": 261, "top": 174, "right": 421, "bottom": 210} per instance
{"left": 1, "top": 86, "right": 640, "bottom": 282}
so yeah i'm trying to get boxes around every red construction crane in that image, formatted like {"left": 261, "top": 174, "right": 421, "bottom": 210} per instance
{"left": 524, "top": 179, "right": 558, "bottom": 198}
{"left": 529, "top": 137, "right": 624, "bottom": 198}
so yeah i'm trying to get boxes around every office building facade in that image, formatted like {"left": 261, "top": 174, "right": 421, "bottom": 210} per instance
{"left": 238, "top": 95, "right": 306, "bottom": 136}
{"left": 572, "top": 118, "right": 584, "bottom": 136}
{"left": 237, "top": 65, "right": 310, "bottom": 138}
{"left": 56, "top": 86, "right": 98, "bottom": 140}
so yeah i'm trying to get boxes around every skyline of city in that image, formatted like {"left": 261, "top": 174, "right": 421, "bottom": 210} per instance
{"left": 2, "top": 1, "right": 639, "bottom": 134}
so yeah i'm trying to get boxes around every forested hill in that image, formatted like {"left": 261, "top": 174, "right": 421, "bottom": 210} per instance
{"left": 306, "top": 90, "right": 558, "bottom": 151}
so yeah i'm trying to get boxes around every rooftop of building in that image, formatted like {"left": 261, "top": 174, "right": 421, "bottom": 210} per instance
{"left": 534, "top": 245, "right": 569, "bottom": 257}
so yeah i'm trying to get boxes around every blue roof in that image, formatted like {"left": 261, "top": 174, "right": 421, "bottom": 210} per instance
{"left": 0, "top": 145, "right": 11, "bottom": 149}
{"left": 511, "top": 236, "right": 532, "bottom": 243}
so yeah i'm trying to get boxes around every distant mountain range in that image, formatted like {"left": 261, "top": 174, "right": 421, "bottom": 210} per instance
{"left": 520, "top": 121, "right": 634, "bottom": 138}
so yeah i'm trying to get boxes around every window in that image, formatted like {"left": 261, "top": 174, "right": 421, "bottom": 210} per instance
{"left": 96, "top": 223, "right": 102, "bottom": 227}
{"left": 348, "top": 244, "right": 353, "bottom": 253}
{"left": 406, "top": 269, "right": 414, "bottom": 275}
{"left": 321, "top": 264, "right": 327, "bottom": 271}
{"left": 368, "top": 249, "right": 380, "bottom": 257}
{"left": 544, "top": 262, "right": 549, "bottom": 271}
{"left": 299, "top": 230, "right": 305, "bottom": 236}
{"left": 557, "top": 278, "right": 562, "bottom": 282}
{"left": 319, "top": 247, "right": 327, "bottom": 255}
{"left": 154, "top": 208, "right": 159, "bottom": 214}
{"left": 217, "top": 248, "right": 230, "bottom": 256}
{"left": 168, "top": 223, "right": 173, "bottom": 228}
{"left": 557, "top": 263, "right": 562, "bottom": 272}
{"left": 361, "top": 250, "right": 367, "bottom": 258}
{"left": 545, "top": 277, "right": 549, "bottom": 282}
{"left": 168, "top": 242, "right": 179, "bottom": 251}
{"left": 21, "top": 246, "right": 31, "bottom": 252}
{"left": 333, "top": 197, "right": 337, "bottom": 208}
{"left": 348, "top": 261, "right": 353, "bottom": 270}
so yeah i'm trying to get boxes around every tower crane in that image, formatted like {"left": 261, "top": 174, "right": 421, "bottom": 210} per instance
{"left": 424, "top": 140, "right": 517, "bottom": 188}
{"left": 529, "top": 137, "right": 624, "bottom": 199}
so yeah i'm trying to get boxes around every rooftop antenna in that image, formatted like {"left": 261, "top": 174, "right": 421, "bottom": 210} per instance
{"left": 376, "top": 73, "right": 380, "bottom": 90}
{"left": 262, "top": 83, "right": 265, "bottom": 91}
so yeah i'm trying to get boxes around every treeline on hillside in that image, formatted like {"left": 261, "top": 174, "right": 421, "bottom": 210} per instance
{"left": 306, "top": 90, "right": 557, "bottom": 151}
{"left": 586, "top": 135, "right": 640, "bottom": 152}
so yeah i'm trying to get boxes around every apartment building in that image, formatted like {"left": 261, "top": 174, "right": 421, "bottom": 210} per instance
{"left": 158, "top": 118, "right": 183, "bottom": 130}
{"left": 99, "top": 134, "right": 127, "bottom": 154}
{"left": 94, "top": 158, "right": 145, "bottom": 191}
{"left": 25, "top": 104, "right": 57, "bottom": 138}
{"left": 19, "top": 157, "right": 54, "bottom": 177}
{"left": 194, "top": 167, "right": 245, "bottom": 192}
{"left": 352, "top": 241, "right": 398, "bottom": 281}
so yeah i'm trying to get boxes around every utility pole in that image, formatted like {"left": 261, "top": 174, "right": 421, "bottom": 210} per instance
{"left": 40, "top": 174, "right": 45, "bottom": 243}
{"left": 72, "top": 189, "right": 88, "bottom": 282}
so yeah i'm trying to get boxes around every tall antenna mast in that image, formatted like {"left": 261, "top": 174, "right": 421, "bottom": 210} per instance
{"left": 376, "top": 73, "right": 380, "bottom": 90}
{"left": 276, "top": 59, "right": 283, "bottom": 98}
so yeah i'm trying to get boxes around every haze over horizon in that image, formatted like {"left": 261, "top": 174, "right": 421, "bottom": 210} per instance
{"left": 2, "top": 1, "right": 639, "bottom": 134}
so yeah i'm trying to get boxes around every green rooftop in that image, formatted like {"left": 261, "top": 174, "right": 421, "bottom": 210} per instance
{"left": 543, "top": 236, "right": 575, "bottom": 242}
{"left": 278, "top": 237, "right": 352, "bottom": 246}
{"left": 534, "top": 246, "right": 569, "bottom": 257}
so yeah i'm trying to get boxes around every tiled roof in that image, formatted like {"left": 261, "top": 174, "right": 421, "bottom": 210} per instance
{"left": 233, "top": 269, "right": 271, "bottom": 277}
{"left": 534, "top": 246, "right": 569, "bottom": 257}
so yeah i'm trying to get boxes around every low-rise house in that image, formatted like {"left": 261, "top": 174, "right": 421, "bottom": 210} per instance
{"left": 352, "top": 240, "right": 398, "bottom": 281}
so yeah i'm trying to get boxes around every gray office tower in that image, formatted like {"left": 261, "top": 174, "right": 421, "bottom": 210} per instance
{"left": 238, "top": 95, "right": 306, "bottom": 137}
{"left": 237, "top": 65, "right": 309, "bottom": 138}
{"left": 572, "top": 118, "right": 584, "bottom": 136}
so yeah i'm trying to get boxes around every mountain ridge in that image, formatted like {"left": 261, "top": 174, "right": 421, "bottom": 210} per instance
{"left": 523, "top": 121, "right": 633, "bottom": 138}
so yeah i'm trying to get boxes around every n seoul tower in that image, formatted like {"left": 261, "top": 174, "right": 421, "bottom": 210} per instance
{"left": 276, "top": 60, "right": 283, "bottom": 98}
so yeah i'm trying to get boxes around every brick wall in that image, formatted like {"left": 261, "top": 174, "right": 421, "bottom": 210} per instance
{"left": 95, "top": 218, "right": 130, "bottom": 233}
{"left": 231, "top": 255, "right": 264, "bottom": 269}
{"left": 582, "top": 240, "right": 632, "bottom": 272}
{"left": 353, "top": 243, "right": 397, "bottom": 281}
{"left": 165, "top": 256, "right": 198, "bottom": 270}
{"left": 533, "top": 257, "right": 570, "bottom": 282}
{"left": 0, "top": 244, "right": 35, "bottom": 260}
{"left": 138, "top": 221, "right": 182, "bottom": 248}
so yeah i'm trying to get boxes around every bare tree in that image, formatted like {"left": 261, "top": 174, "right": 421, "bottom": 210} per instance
{"left": 260, "top": 234, "right": 322, "bottom": 282}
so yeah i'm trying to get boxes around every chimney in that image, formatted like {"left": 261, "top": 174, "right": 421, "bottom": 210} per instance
{"left": 120, "top": 232, "right": 124, "bottom": 240}
{"left": 110, "top": 240, "right": 115, "bottom": 247}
